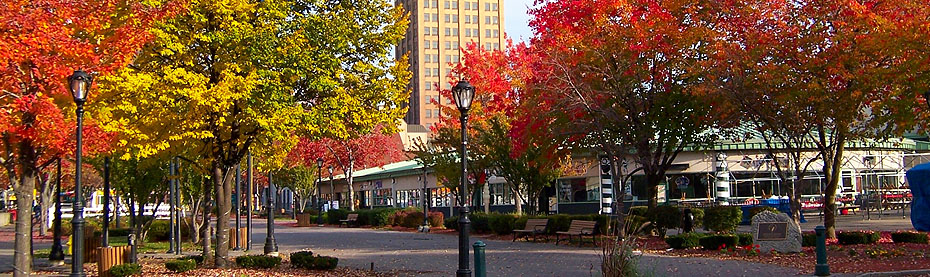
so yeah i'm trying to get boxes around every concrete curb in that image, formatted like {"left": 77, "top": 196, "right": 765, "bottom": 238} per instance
{"left": 857, "top": 269, "right": 930, "bottom": 277}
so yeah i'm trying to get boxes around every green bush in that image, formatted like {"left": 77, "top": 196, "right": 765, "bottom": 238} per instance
{"left": 148, "top": 219, "right": 170, "bottom": 242}
{"left": 690, "top": 208, "right": 704, "bottom": 228}
{"left": 837, "top": 231, "right": 880, "bottom": 245}
{"left": 748, "top": 206, "right": 779, "bottom": 220}
{"left": 235, "top": 255, "right": 282, "bottom": 269}
{"left": 108, "top": 228, "right": 132, "bottom": 237}
{"left": 326, "top": 209, "right": 349, "bottom": 225}
{"left": 291, "top": 251, "right": 339, "bottom": 270}
{"left": 665, "top": 233, "right": 706, "bottom": 249}
{"left": 445, "top": 216, "right": 458, "bottom": 230}
{"left": 165, "top": 259, "right": 197, "bottom": 273}
{"left": 737, "top": 233, "right": 753, "bottom": 246}
{"left": 699, "top": 235, "right": 739, "bottom": 250}
{"left": 108, "top": 263, "right": 142, "bottom": 277}
{"left": 649, "top": 206, "right": 681, "bottom": 237}
{"left": 547, "top": 214, "right": 572, "bottom": 234}
{"left": 704, "top": 206, "right": 742, "bottom": 233}
{"left": 488, "top": 213, "right": 518, "bottom": 235}
{"left": 181, "top": 255, "right": 204, "bottom": 265}
{"left": 802, "top": 233, "right": 817, "bottom": 247}
{"left": 469, "top": 213, "right": 491, "bottom": 233}
{"left": 427, "top": 212, "right": 444, "bottom": 228}
{"left": 891, "top": 232, "right": 929, "bottom": 244}
{"left": 629, "top": 206, "right": 648, "bottom": 217}
{"left": 625, "top": 215, "right": 650, "bottom": 234}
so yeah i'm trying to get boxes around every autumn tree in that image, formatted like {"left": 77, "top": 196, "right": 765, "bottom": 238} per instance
{"left": 0, "top": 1, "right": 171, "bottom": 274}
{"left": 430, "top": 41, "right": 568, "bottom": 215}
{"left": 529, "top": 0, "right": 727, "bottom": 211}
{"left": 712, "top": 0, "right": 930, "bottom": 237}
{"left": 278, "top": 144, "right": 321, "bottom": 214}
{"left": 95, "top": 0, "right": 409, "bottom": 266}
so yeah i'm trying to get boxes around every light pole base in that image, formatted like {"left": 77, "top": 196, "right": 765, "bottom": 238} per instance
{"left": 50, "top": 260, "right": 65, "bottom": 266}
{"left": 456, "top": 269, "right": 472, "bottom": 277}
{"left": 265, "top": 252, "right": 279, "bottom": 257}
{"left": 418, "top": 225, "right": 430, "bottom": 233}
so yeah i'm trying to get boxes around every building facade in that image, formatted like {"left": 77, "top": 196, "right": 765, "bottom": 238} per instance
{"left": 395, "top": 0, "right": 506, "bottom": 127}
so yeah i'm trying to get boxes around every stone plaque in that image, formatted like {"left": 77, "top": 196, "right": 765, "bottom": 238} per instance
{"left": 751, "top": 211, "right": 801, "bottom": 253}
{"left": 757, "top": 222, "right": 788, "bottom": 241}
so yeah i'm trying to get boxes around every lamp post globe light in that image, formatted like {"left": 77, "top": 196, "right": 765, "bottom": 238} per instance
{"left": 452, "top": 79, "right": 475, "bottom": 277}
{"left": 68, "top": 70, "right": 92, "bottom": 277}
{"left": 316, "top": 158, "right": 324, "bottom": 226}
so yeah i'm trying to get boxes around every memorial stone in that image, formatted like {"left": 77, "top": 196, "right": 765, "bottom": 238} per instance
{"left": 751, "top": 211, "right": 801, "bottom": 253}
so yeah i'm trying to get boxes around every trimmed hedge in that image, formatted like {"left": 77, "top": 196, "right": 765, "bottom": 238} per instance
{"left": 690, "top": 208, "right": 704, "bottom": 228}
{"left": 181, "top": 255, "right": 204, "bottom": 265}
{"left": 445, "top": 216, "right": 458, "bottom": 230}
{"left": 446, "top": 213, "right": 610, "bottom": 235}
{"left": 665, "top": 233, "right": 706, "bottom": 249}
{"left": 837, "top": 231, "right": 880, "bottom": 245}
{"left": 649, "top": 206, "right": 681, "bottom": 237}
{"left": 351, "top": 208, "right": 401, "bottom": 226}
{"left": 891, "top": 232, "right": 928, "bottom": 244}
{"left": 427, "top": 212, "right": 444, "bottom": 227}
{"left": 108, "top": 263, "right": 142, "bottom": 277}
{"left": 325, "top": 209, "right": 350, "bottom": 225}
{"left": 291, "top": 251, "right": 339, "bottom": 270}
{"left": 235, "top": 255, "right": 282, "bottom": 269}
{"left": 165, "top": 259, "right": 197, "bottom": 273}
{"left": 488, "top": 213, "right": 518, "bottom": 235}
{"left": 704, "top": 206, "right": 742, "bottom": 233}
{"left": 737, "top": 233, "right": 753, "bottom": 246}
{"left": 699, "top": 235, "right": 739, "bottom": 250}
{"left": 108, "top": 228, "right": 132, "bottom": 237}
{"left": 802, "top": 233, "right": 817, "bottom": 247}
{"left": 148, "top": 219, "right": 190, "bottom": 242}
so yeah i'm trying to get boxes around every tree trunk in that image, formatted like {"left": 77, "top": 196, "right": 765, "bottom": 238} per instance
{"left": 822, "top": 143, "right": 845, "bottom": 239}
{"left": 646, "top": 173, "right": 661, "bottom": 210}
{"left": 186, "top": 195, "right": 202, "bottom": 244}
{"left": 200, "top": 198, "right": 213, "bottom": 261}
{"left": 211, "top": 164, "right": 233, "bottom": 267}
{"left": 513, "top": 187, "right": 523, "bottom": 215}
{"left": 13, "top": 169, "right": 36, "bottom": 277}
{"left": 346, "top": 160, "right": 355, "bottom": 211}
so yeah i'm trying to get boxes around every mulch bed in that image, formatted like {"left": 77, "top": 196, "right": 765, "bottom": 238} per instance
{"left": 33, "top": 257, "right": 394, "bottom": 277}
{"left": 637, "top": 232, "right": 930, "bottom": 274}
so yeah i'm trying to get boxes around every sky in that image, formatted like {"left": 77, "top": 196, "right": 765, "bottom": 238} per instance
{"left": 504, "top": 0, "right": 535, "bottom": 43}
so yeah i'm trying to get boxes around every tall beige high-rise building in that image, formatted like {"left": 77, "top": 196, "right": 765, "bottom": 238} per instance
{"left": 395, "top": 0, "right": 506, "bottom": 128}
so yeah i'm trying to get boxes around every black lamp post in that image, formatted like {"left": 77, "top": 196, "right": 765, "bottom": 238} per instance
{"left": 49, "top": 158, "right": 64, "bottom": 264}
{"left": 328, "top": 165, "right": 334, "bottom": 209}
{"left": 264, "top": 172, "right": 278, "bottom": 255}
{"left": 68, "top": 70, "right": 91, "bottom": 277}
{"left": 452, "top": 79, "right": 475, "bottom": 277}
{"left": 420, "top": 168, "right": 429, "bottom": 232}
{"left": 103, "top": 157, "right": 110, "bottom": 247}
{"left": 247, "top": 152, "right": 253, "bottom": 251}
{"left": 316, "top": 158, "right": 324, "bottom": 226}
{"left": 234, "top": 164, "right": 241, "bottom": 251}
{"left": 924, "top": 91, "right": 930, "bottom": 110}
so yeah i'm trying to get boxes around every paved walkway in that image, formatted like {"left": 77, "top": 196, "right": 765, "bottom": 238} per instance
{"left": 246, "top": 220, "right": 815, "bottom": 276}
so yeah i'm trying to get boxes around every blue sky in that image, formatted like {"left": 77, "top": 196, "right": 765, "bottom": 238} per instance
{"left": 504, "top": 0, "right": 535, "bottom": 43}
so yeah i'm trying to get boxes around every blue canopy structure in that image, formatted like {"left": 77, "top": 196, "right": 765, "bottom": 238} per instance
{"left": 905, "top": 163, "right": 930, "bottom": 231}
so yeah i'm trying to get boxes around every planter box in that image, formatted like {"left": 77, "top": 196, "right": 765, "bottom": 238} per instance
{"left": 296, "top": 213, "right": 312, "bottom": 227}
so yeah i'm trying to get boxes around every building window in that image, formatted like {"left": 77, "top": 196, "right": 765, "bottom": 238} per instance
{"left": 445, "top": 28, "right": 450, "bottom": 36}
{"left": 452, "top": 28, "right": 458, "bottom": 36}
{"left": 493, "top": 16, "right": 499, "bottom": 24}
{"left": 444, "top": 0, "right": 450, "bottom": 9}
{"left": 485, "top": 16, "right": 491, "bottom": 24}
{"left": 494, "top": 43, "right": 500, "bottom": 50}
{"left": 424, "top": 40, "right": 431, "bottom": 49}
{"left": 451, "top": 0, "right": 458, "bottom": 9}
{"left": 445, "top": 14, "right": 450, "bottom": 23}
{"left": 485, "top": 29, "right": 491, "bottom": 38}
{"left": 465, "top": 29, "right": 471, "bottom": 37}
{"left": 432, "top": 0, "right": 438, "bottom": 7}
{"left": 471, "top": 2, "right": 479, "bottom": 10}
{"left": 431, "top": 187, "right": 452, "bottom": 207}
{"left": 493, "top": 30, "right": 499, "bottom": 38}
{"left": 424, "top": 14, "right": 430, "bottom": 22}
{"left": 424, "top": 27, "right": 430, "bottom": 35}
{"left": 433, "top": 41, "right": 439, "bottom": 48}
{"left": 425, "top": 55, "right": 431, "bottom": 63}
{"left": 492, "top": 3, "right": 499, "bottom": 11}
{"left": 489, "top": 183, "right": 514, "bottom": 205}
{"left": 472, "top": 15, "right": 478, "bottom": 24}
{"left": 452, "top": 15, "right": 458, "bottom": 23}
{"left": 445, "top": 55, "right": 451, "bottom": 63}
{"left": 373, "top": 188, "right": 392, "bottom": 207}
{"left": 432, "top": 13, "right": 439, "bottom": 22}
{"left": 557, "top": 178, "right": 600, "bottom": 203}
{"left": 424, "top": 1, "right": 430, "bottom": 8}
{"left": 395, "top": 190, "right": 421, "bottom": 208}
{"left": 425, "top": 109, "right": 432, "bottom": 118}
{"left": 445, "top": 41, "right": 451, "bottom": 49}
{"left": 485, "top": 2, "right": 490, "bottom": 11}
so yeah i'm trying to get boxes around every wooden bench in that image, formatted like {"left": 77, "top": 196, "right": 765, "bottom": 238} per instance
{"left": 556, "top": 220, "right": 597, "bottom": 247}
{"left": 340, "top": 213, "right": 358, "bottom": 227}
{"left": 513, "top": 219, "right": 549, "bottom": 242}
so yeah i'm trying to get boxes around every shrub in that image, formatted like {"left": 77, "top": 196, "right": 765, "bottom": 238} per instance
{"left": 488, "top": 213, "right": 518, "bottom": 235}
{"left": 108, "top": 263, "right": 142, "bottom": 277}
{"left": 109, "top": 228, "right": 132, "bottom": 237}
{"left": 445, "top": 216, "right": 458, "bottom": 230}
{"left": 625, "top": 215, "right": 650, "bottom": 234}
{"left": 802, "top": 233, "right": 817, "bottom": 247}
{"left": 291, "top": 251, "right": 339, "bottom": 270}
{"left": 235, "top": 255, "right": 282, "bottom": 269}
{"left": 358, "top": 208, "right": 400, "bottom": 226}
{"left": 891, "top": 232, "right": 929, "bottom": 244}
{"left": 629, "top": 206, "right": 648, "bottom": 217}
{"left": 649, "top": 206, "right": 681, "bottom": 237}
{"left": 837, "top": 231, "right": 880, "bottom": 245}
{"left": 699, "top": 235, "right": 739, "bottom": 250}
{"left": 148, "top": 220, "right": 170, "bottom": 242}
{"left": 665, "top": 233, "right": 706, "bottom": 249}
{"left": 402, "top": 211, "right": 425, "bottom": 228}
{"left": 748, "top": 206, "right": 779, "bottom": 220}
{"left": 325, "top": 209, "right": 349, "bottom": 225}
{"left": 704, "top": 206, "right": 742, "bottom": 233}
{"left": 165, "top": 259, "right": 197, "bottom": 273}
{"left": 181, "top": 255, "right": 204, "bottom": 265}
{"left": 547, "top": 214, "right": 572, "bottom": 234}
{"left": 737, "top": 233, "right": 753, "bottom": 246}
{"left": 469, "top": 213, "right": 491, "bottom": 233}
{"left": 427, "top": 212, "right": 444, "bottom": 228}
{"left": 690, "top": 208, "right": 704, "bottom": 228}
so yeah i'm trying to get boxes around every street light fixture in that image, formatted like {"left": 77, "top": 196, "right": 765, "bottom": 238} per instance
{"left": 452, "top": 79, "right": 475, "bottom": 277}
{"left": 316, "top": 158, "right": 324, "bottom": 226}
{"left": 68, "top": 70, "right": 92, "bottom": 277}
